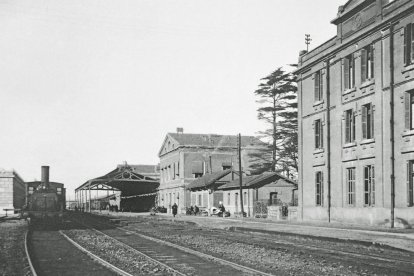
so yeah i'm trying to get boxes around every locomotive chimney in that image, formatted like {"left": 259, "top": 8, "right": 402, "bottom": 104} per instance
{"left": 41, "top": 166, "right": 50, "bottom": 189}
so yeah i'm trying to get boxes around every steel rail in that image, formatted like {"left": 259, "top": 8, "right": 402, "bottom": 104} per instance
{"left": 24, "top": 230, "right": 37, "bottom": 276}
{"left": 185, "top": 226, "right": 414, "bottom": 273}
{"left": 69, "top": 218, "right": 186, "bottom": 276}
{"left": 225, "top": 229, "right": 414, "bottom": 267}
{"left": 59, "top": 231, "right": 133, "bottom": 276}
{"left": 84, "top": 216, "right": 275, "bottom": 276}
{"left": 123, "top": 227, "right": 275, "bottom": 276}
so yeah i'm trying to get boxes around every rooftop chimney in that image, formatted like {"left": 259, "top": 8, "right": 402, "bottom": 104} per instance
{"left": 177, "top": 127, "right": 184, "bottom": 134}
{"left": 41, "top": 166, "right": 50, "bottom": 189}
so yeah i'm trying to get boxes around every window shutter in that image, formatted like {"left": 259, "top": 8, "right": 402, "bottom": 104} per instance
{"left": 362, "top": 105, "right": 367, "bottom": 139}
{"left": 345, "top": 111, "right": 350, "bottom": 143}
{"left": 314, "top": 73, "right": 320, "bottom": 101}
{"left": 371, "top": 166, "right": 375, "bottom": 206}
{"left": 351, "top": 55, "right": 356, "bottom": 87}
{"left": 407, "top": 161, "right": 413, "bottom": 207}
{"left": 344, "top": 58, "right": 350, "bottom": 90}
{"left": 405, "top": 92, "right": 411, "bottom": 130}
{"left": 352, "top": 110, "right": 356, "bottom": 141}
{"left": 320, "top": 72, "right": 324, "bottom": 100}
{"left": 315, "top": 173, "right": 318, "bottom": 205}
{"left": 321, "top": 172, "right": 324, "bottom": 206}
{"left": 411, "top": 24, "right": 414, "bottom": 63}
{"left": 361, "top": 49, "right": 367, "bottom": 82}
{"left": 405, "top": 24, "right": 412, "bottom": 66}
{"left": 320, "top": 123, "right": 324, "bottom": 148}
{"left": 370, "top": 45, "right": 375, "bottom": 78}
{"left": 370, "top": 106, "right": 374, "bottom": 139}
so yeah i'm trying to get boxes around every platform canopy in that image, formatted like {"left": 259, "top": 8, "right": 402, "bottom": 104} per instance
{"left": 75, "top": 164, "right": 159, "bottom": 196}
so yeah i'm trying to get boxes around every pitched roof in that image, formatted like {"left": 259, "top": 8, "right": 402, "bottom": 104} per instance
{"left": 168, "top": 133, "right": 264, "bottom": 148}
{"left": 186, "top": 169, "right": 234, "bottom": 190}
{"left": 117, "top": 164, "right": 160, "bottom": 174}
{"left": 218, "top": 172, "right": 297, "bottom": 190}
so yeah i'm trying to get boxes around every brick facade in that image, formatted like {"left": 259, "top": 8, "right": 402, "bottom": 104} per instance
{"left": 296, "top": 0, "right": 414, "bottom": 226}
{"left": 0, "top": 170, "right": 25, "bottom": 214}
{"left": 157, "top": 132, "right": 265, "bottom": 213}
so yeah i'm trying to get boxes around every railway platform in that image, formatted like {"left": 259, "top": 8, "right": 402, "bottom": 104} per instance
{"left": 94, "top": 210, "right": 414, "bottom": 253}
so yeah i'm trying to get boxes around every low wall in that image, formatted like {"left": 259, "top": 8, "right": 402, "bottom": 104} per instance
{"left": 303, "top": 207, "right": 414, "bottom": 228}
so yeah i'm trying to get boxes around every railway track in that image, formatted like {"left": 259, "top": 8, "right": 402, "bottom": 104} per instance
{"left": 115, "top": 215, "right": 414, "bottom": 275}
{"left": 70, "top": 214, "right": 275, "bottom": 276}
{"left": 25, "top": 226, "right": 123, "bottom": 276}
{"left": 213, "top": 228, "right": 414, "bottom": 274}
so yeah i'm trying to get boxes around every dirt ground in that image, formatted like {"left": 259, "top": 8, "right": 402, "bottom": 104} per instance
{"left": 0, "top": 219, "right": 30, "bottom": 276}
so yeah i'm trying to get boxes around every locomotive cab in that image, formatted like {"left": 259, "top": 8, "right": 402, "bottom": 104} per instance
{"left": 24, "top": 166, "right": 65, "bottom": 223}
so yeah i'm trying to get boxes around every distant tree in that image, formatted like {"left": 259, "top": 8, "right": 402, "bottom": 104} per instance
{"left": 251, "top": 67, "right": 297, "bottom": 176}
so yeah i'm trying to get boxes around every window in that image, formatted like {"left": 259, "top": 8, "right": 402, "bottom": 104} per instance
{"left": 28, "top": 187, "right": 34, "bottom": 195}
{"left": 222, "top": 162, "right": 232, "bottom": 170}
{"left": 194, "top": 173, "right": 203, "bottom": 178}
{"left": 405, "top": 91, "right": 414, "bottom": 130}
{"left": 362, "top": 103, "right": 374, "bottom": 139}
{"left": 270, "top": 192, "right": 278, "bottom": 205}
{"left": 404, "top": 23, "right": 414, "bottom": 66}
{"left": 344, "top": 54, "right": 355, "bottom": 90}
{"left": 314, "top": 119, "right": 323, "bottom": 149}
{"left": 345, "top": 109, "right": 356, "bottom": 143}
{"left": 314, "top": 70, "right": 323, "bottom": 102}
{"left": 198, "top": 194, "right": 202, "bottom": 206}
{"left": 315, "top": 171, "right": 323, "bottom": 206}
{"left": 407, "top": 161, "right": 414, "bottom": 207}
{"left": 57, "top": 187, "right": 62, "bottom": 195}
{"left": 364, "top": 165, "right": 375, "bottom": 206}
{"left": 227, "top": 193, "right": 231, "bottom": 205}
{"left": 243, "top": 192, "right": 247, "bottom": 205}
{"left": 361, "top": 44, "right": 374, "bottom": 82}
{"left": 235, "top": 193, "right": 239, "bottom": 209}
{"left": 176, "top": 162, "right": 180, "bottom": 177}
{"left": 346, "top": 168, "right": 356, "bottom": 206}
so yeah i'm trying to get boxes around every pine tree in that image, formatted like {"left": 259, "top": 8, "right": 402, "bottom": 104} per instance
{"left": 251, "top": 67, "right": 297, "bottom": 176}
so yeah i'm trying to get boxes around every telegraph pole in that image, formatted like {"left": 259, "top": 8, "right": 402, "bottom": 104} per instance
{"left": 238, "top": 134, "right": 244, "bottom": 216}
{"left": 305, "top": 34, "right": 311, "bottom": 52}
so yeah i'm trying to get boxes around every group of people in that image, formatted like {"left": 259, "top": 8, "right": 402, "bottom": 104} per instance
{"left": 171, "top": 201, "right": 227, "bottom": 217}
{"left": 188, "top": 205, "right": 200, "bottom": 215}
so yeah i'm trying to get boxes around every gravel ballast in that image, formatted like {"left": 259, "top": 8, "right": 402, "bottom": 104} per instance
{"left": 0, "top": 219, "right": 30, "bottom": 276}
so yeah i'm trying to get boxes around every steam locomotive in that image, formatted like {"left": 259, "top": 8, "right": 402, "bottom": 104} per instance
{"left": 22, "top": 166, "right": 66, "bottom": 223}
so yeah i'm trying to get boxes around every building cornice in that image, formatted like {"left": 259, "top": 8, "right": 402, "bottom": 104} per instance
{"left": 296, "top": 0, "right": 414, "bottom": 76}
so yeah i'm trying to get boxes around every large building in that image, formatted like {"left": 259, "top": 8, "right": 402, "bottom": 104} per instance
{"left": 157, "top": 130, "right": 266, "bottom": 213}
{"left": 296, "top": 0, "right": 414, "bottom": 226}
{"left": 0, "top": 169, "right": 25, "bottom": 215}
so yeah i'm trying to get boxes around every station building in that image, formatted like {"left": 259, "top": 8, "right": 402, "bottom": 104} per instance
{"left": 0, "top": 169, "right": 25, "bottom": 215}
{"left": 186, "top": 169, "right": 297, "bottom": 218}
{"left": 157, "top": 130, "right": 266, "bottom": 214}
{"left": 75, "top": 164, "right": 159, "bottom": 212}
{"left": 296, "top": 0, "right": 414, "bottom": 226}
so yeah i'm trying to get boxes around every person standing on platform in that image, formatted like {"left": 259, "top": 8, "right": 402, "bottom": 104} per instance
{"left": 172, "top": 203, "right": 178, "bottom": 217}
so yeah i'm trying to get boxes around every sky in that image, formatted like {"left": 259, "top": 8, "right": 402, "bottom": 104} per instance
{"left": 0, "top": 0, "right": 345, "bottom": 199}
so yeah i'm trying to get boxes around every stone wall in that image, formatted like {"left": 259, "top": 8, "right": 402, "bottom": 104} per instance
{"left": 0, "top": 170, "right": 25, "bottom": 214}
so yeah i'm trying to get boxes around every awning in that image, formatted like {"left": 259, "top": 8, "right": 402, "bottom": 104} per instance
{"left": 75, "top": 164, "right": 159, "bottom": 196}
